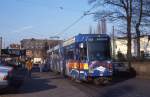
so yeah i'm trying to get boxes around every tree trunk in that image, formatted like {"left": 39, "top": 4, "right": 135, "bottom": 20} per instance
{"left": 136, "top": 26, "right": 141, "bottom": 60}
{"left": 135, "top": 0, "right": 143, "bottom": 60}
{"left": 127, "top": 16, "right": 132, "bottom": 68}
{"left": 126, "top": 0, "right": 133, "bottom": 68}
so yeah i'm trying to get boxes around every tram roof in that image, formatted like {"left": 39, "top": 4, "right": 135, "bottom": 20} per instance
{"left": 47, "top": 34, "right": 110, "bottom": 53}
{"left": 63, "top": 34, "right": 109, "bottom": 47}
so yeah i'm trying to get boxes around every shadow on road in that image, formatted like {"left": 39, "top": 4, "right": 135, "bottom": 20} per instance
{"left": 0, "top": 73, "right": 57, "bottom": 95}
{"left": 111, "top": 67, "right": 136, "bottom": 85}
{"left": 97, "top": 84, "right": 135, "bottom": 97}
{"left": 95, "top": 69, "right": 137, "bottom": 97}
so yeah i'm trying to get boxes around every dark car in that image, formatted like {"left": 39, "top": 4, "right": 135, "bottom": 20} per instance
{"left": 112, "top": 62, "right": 130, "bottom": 76}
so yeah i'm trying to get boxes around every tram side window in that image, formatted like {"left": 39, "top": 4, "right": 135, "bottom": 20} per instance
{"left": 66, "top": 51, "right": 74, "bottom": 60}
{"left": 79, "top": 47, "right": 87, "bottom": 61}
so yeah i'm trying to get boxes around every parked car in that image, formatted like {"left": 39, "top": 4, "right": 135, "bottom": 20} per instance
{"left": 0, "top": 64, "right": 13, "bottom": 71}
{"left": 0, "top": 64, "right": 13, "bottom": 89}
{"left": 0, "top": 69, "right": 9, "bottom": 89}
{"left": 112, "top": 62, "right": 130, "bottom": 76}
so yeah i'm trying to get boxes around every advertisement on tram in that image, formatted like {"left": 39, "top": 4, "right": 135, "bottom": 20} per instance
{"left": 48, "top": 34, "right": 112, "bottom": 85}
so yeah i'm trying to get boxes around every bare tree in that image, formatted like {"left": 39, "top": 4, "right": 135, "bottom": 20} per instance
{"left": 132, "top": 0, "right": 150, "bottom": 59}
{"left": 89, "top": 0, "right": 134, "bottom": 67}
{"left": 131, "top": 0, "right": 143, "bottom": 59}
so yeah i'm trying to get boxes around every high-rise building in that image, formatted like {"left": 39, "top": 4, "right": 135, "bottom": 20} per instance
{"left": 97, "top": 21, "right": 101, "bottom": 34}
{"left": 88, "top": 25, "right": 92, "bottom": 34}
{"left": 101, "top": 18, "right": 107, "bottom": 34}
{"left": 96, "top": 18, "right": 107, "bottom": 34}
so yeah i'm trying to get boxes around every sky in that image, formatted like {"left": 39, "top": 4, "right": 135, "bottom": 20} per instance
{"left": 0, "top": 0, "right": 112, "bottom": 47}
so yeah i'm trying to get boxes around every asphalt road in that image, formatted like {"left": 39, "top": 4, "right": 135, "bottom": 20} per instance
{"left": 0, "top": 72, "right": 150, "bottom": 97}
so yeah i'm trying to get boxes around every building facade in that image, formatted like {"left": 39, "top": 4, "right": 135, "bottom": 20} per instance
{"left": 113, "top": 35, "right": 150, "bottom": 59}
{"left": 9, "top": 43, "right": 21, "bottom": 49}
{"left": 21, "top": 38, "right": 62, "bottom": 63}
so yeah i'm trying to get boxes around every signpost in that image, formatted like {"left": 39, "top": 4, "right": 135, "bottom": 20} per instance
{"left": 1, "top": 49, "right": 26, "bottom": 57}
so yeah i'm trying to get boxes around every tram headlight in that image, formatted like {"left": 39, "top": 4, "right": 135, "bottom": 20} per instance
{"left": 83, "top": 63, "right": 89, "bottom": 70}
{"left": 107, "top": 61, "right": 111, "bottom": 64}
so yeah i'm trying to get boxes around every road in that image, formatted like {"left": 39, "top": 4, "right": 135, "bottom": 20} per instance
{"left": 0, "top": 72, "right": 150, "bottom": 97}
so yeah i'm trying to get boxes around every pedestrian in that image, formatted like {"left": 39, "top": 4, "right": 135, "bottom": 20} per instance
{"left": 26, "top": 58, "right": 33, "bottom": 78}
{"left": 39, "top": 62, "right": 43, "bottom": 72}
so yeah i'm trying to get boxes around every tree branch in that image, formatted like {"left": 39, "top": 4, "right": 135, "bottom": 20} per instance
{"left": 105, "top": 0, "right": 124, "bottom": 8}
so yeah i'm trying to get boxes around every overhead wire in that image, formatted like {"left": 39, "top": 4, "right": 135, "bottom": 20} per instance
{"left": 54, "top": 15, "right": 85, "bottom": 36}
{"left": 20, "top": 6, "right": 95, "bottom": 39}
{"left": 54, "top": 6, "right": 95, "bottom": 37}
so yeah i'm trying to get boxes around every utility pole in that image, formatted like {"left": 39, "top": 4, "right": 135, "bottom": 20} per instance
{"left": 0, "top": 37, "right": 2, "bottom": 61}
{"left": 112, "top": 26, "right": 115, "bottom": 60}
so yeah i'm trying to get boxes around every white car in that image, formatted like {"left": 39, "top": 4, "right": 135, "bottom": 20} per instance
{"left": 0, "top": 65, "right": 13, "bottom": 71}
{"left": 0, "top": 65, "right": 13, "bottom": 89}
{"left": 0, "top": 70, "right": 9, "bottom": 89}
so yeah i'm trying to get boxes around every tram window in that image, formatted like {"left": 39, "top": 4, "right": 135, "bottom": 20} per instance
{"left": 66, "top": 51, "right": 74, "bottom": 60}
{"left": 79, "top": 47, "right": 87, "bottom": 61}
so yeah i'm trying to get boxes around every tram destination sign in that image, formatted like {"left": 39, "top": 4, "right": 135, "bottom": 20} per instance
{"left": 87, "top": 37, "right": 108, "bottom": 42}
